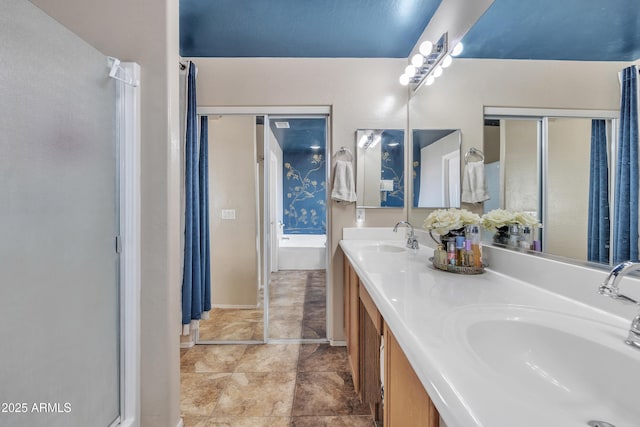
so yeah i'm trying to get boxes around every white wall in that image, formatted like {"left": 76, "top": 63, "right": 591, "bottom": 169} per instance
{"left": 191, "top": 57, "right": 408, "bottom": 340}
{"left": 29, "top": 1, "right": 181, "bottom": 425}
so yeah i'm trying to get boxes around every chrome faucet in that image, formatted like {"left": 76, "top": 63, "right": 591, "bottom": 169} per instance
{"left": 393, "top": 221, "right": 419, "bottom": 250}
{"left": 599, "top": 261, "right": 640, "bottom": 349}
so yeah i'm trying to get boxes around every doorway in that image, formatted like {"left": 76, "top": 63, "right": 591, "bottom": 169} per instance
{"left": 195, "top": 108, "right": 331, "bottom": 344}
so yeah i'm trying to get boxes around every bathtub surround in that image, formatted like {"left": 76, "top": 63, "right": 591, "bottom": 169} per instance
{"left": 283, "top": 148, "right": 327, "bottom": 235}
{"left": 279, "top": 234, "right": 327, "bottom": 270}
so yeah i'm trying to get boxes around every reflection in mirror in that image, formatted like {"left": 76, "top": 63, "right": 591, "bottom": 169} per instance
{"left": 356, "top": 129, "right": 405, "bottom": 208}
{"left": 412, "top": 129, "right": 461, "bottom": 208}
{"left": 483, "top": 114, "right": 614, "bottom": 265}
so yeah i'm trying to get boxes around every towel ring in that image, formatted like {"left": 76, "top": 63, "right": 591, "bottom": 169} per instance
{"left": 464, "top": 147, "right": 484, "bottom": 164}
{"left": 335, "top": 147, "right": 353, "bottom": 162}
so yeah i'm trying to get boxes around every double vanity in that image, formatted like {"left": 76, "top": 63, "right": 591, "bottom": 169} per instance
{"left": 340, "top": 228, "right": 640, "bottom": 427}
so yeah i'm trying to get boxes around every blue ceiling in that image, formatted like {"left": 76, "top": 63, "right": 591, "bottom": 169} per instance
{"left": 460, "top": 0, "right": 640, "bottom": 61}
{"left": 269, "top": 118, "right": 326, "bottom": 153}
{"left": 180, "top": 0, "right": 442, "bottom": 58}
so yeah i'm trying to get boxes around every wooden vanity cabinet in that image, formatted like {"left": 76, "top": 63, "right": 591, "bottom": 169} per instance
{"left": 343, "top": 255, "right": 441, "bottom": 427}
{"left": 359, "top": 284, "right": 383, "bottom": 423}
{"left": 343, "top": 255, "right": 360, "bottom": 392}
{"left": 384, "top": 325, "right": 439, "bottom": 427}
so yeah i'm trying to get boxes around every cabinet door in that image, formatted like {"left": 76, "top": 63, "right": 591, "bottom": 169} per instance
{"left": 344, "top": 256, "right": 360, "bottom": 392}
{"left": 360, "top": 285, "right": 383, "bottom": 422}
{"left": 384, "top": 325, "right": 439, "bottom": 427}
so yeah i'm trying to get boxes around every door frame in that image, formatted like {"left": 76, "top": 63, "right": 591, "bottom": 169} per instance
{"left": 114, "top": 62, "right": 141, "bottom": 427}
{"left": 197, "top": 106, "right": 332, "bottom": 344}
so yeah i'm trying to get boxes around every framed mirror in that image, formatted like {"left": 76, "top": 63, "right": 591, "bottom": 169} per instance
{"left": 412, "top": 129, "right": 461, "bottom": 208}
{"left": 355, "top": 129, "right": 405, "bottom": 208}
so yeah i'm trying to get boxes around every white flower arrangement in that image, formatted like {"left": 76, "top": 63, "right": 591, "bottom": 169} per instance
{"left": 423, "top": 208, "right": 481, "bottom": 236}
{"left": 481, "top": 209, "right": 542, "bottom": 231}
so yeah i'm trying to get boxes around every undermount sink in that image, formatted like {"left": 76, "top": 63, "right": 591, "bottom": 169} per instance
{"left": 446, "top": 306, "right": 640, "bottom": 425}
{"left": 361, "top": 243, "right": 406, "bottom": 253}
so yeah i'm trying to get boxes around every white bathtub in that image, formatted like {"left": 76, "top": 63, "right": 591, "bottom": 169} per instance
{"left": 278, "top": 234, "right": 326, "bottom": 270}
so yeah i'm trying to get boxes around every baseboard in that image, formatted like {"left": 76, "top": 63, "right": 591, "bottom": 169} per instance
{"left": 180, "top": 340, "right": 195, "bottom": 349}
{"left": 329, "top": 339, "right": 346, "bottom": 347}
{"left": 176, "top": 418, "right": 184, "bottom": 427}
{"left": 211, "top": 304, "right": 259, "bottom": 309}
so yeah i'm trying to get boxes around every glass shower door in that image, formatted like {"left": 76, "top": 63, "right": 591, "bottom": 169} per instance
{"left": 0, "top": 1, "right": 120, "bottom": 425}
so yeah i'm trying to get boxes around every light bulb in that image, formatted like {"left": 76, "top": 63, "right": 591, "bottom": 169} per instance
{"left": 425, "top": 75, "right": 435, "bottom": 86}
{"left": 451, "top": 42, "right": 464, "bottom": 57}
{"left": 404, "top": 65, "right": 416, "bottom": 77}
{"left": 441, "top": 54, "right": 453, "bottom": 68}
{"left": 419, "top": 40, "right": 433, "bottom": 56}
{"left": 399, "top": 74, "right": 410, "bottom": 86}
{"left": 433, "top": 65, "right": 443, "bottom": 78}
{"left": 411, "top": 54, "right": 424, "bottom": 68}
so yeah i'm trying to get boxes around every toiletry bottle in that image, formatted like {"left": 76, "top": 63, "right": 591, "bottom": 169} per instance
{"left": 455, "top": 236, "right": 465, "bottom": 266}
{"left": 468, "top": 225, "right": 482, "bottom": 267}
{"left": 464, "top": 240, "right": 474, "bottom": 267}
{"left": 520, "top": 226, "right": 533, "bottom": 250}
{"left": 435, "top": 245, "right": 447, "bottom": 265}
{"left": 447, "top": 239, "right": 456, "bottom": 266}
{"left": 508, "top": 224, "right": 520, "bottom": 248}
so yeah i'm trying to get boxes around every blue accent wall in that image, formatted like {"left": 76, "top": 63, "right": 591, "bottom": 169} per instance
{"left": 283, "top": 150, "right": 326, "bottom": 234}
{"left": 381, "top": 130, "right": 404, "bottom": 207}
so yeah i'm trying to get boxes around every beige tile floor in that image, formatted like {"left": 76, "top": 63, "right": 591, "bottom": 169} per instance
{"left": 198, "top": 270, "right": 327, "bottom": 342}
{"left": 180, "top": 343, "right": 374, "bottom": 426}
{"left": 182, "top": 270, "right": 371, "bottom": 425}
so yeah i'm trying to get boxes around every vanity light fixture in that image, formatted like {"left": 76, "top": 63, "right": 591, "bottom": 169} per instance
{"left": 399, "top": 33, "right": 460, "bottom": 91}
{"left": 310, "top": 145, "right": 321, "bottom": 150}
{"left": 358, "top": 131, "right": 383, "bottom": 149}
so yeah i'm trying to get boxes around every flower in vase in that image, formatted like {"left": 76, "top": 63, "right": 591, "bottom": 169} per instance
{"left": 514, "top": 211, "right": 542, "bottom": 228}
{"left": 481, "top": 209, "right": 517, "bottom": 231}
{"left": 481, "top": 209, "right": 542, "bottom": 231}
{"left": 423, "top": 208, "right": 481, "bottom": 236}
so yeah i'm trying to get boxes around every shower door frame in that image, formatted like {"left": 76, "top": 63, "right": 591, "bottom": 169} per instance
{"left": 196, "top": 106, "right": 332, "bottom": 345}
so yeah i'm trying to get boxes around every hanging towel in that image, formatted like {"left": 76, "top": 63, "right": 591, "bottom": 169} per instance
{"left": 461, "top": 160, "right": 490, "bottom": 203}
{"left": 331, "top": 159, "right": 357, "bottom": 203}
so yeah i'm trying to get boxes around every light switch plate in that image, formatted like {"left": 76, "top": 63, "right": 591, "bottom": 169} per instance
{"left": 356, "top": 208, "right": 365, "bottom": 225}
{"left": 221, "top": 209, "right": 236, "bottom": 220}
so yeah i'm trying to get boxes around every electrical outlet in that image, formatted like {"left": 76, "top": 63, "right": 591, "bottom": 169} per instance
{"left": 221, "top": 209, "right": 236, "bottom": 220}
{"left": 356, "top": 208, "right": 365, "bottom": 226}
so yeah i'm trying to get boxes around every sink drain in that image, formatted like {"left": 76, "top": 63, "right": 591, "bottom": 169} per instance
{"left": 588, "top": 421, "right": 616, "bottom": 427}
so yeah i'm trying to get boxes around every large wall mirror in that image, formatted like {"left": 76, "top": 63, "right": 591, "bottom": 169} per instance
{"left": 406, "top": 38, "right": 627, "bottom": 267}
{"left": 356, "top": 129, "right": 405, "bottom": 208}
{"left": 412, "top": 129, "right": 461, "bottom": 208}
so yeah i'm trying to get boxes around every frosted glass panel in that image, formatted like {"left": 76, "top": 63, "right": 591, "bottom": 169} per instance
{"left": 0, "top": 1, "right": 119, "bottom": 426}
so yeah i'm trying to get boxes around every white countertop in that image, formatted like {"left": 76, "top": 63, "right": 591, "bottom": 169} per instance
{"left": 340, "top": 238, "right": 640, "bottom": 427}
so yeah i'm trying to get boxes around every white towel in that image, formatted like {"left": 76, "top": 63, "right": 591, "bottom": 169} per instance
{"left": 461, "top": 160, "right": 490, "bottom": 203}
{"left": 331, "top": 159, "right": 357, "bottom": 203}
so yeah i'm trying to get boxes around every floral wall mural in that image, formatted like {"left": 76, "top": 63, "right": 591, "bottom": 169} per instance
{"left": 381, "top": 130, "right": 404, "bottom": 207}
{"left": 283, "top": 150, "right": 326, "bottom": 234}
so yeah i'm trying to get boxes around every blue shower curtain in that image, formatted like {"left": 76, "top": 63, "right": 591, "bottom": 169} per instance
{"left": 613, "top": 65, "right": 639, "bottom": 264}
{"left": 182, "top": 62, "right": 211, "bottom": 326}
{"left": 588, "top": 120, "right": 610, "bottom": 264}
